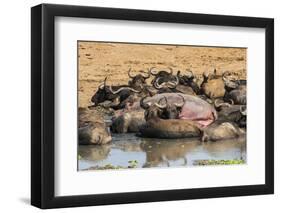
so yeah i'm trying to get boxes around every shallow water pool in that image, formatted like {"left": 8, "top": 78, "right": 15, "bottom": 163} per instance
{"left": 78, "top": 133, "right": 246, "bottom": 170}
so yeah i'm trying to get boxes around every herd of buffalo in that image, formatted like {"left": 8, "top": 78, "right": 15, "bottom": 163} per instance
{"left": 79, "top": 67, "right": 247, "bottom": 145}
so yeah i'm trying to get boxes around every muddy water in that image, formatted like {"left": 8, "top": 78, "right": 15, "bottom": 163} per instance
{"left": 78, "top": 133, "right": 246, "bottom": 170}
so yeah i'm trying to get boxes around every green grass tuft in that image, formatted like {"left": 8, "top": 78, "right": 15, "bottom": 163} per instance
{"left": 193, "top": 159, "right": 245, "bottom": 166}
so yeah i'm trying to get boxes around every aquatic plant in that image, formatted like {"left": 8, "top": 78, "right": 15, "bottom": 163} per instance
{"left": 128, "top": 160, "right": 138, "bottom": 168}
{"left": 193, "top": 159, "right": 245, "bottom": 166}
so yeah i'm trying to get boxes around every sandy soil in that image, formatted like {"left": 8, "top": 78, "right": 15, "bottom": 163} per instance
{"left": 78, "top": 41, "right": 246, "bottom": 107}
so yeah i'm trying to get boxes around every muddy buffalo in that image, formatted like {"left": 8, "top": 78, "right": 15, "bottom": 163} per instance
{"left": 214, "top": 100, "right": 247, "bottom": 128}
{"left": 177, "top": 70, "right": 200, "bottom": 94}
{"left": 111, "top": 110, "right": 146, "bottom": 133}
{"left": 141, "top": 93, "right": 217, "bottom": 128}
{"left": 224, "top": 84, "right": 246, "bottom": 105}
{"left": 201, "top": 121, "right": 245, "bottom": 142}
{"left": 78, "top": 108, "right": 112, "bottom": 145}
{"left": 138, "top": 96, "right": 201, "bottom": 139}
{"left": 200, "top": 69, "right": 226, "bottom": 99}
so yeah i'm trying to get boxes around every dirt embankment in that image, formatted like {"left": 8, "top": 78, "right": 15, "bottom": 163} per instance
{"left": 78, "top": 41, "right": 246, "bottom": 107}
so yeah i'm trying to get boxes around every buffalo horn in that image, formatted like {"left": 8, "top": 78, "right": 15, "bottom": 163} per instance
{"left": 109, "top": 86, "right": 141, "bottom": 94}
{"left": 214, "top": 99, "right": 231, "bottom": 109}
{"left": 222, "top": 71, "right": 231, "bottom": 82}
{"left": 174, "top": 94, "right": 185, "bottom": 107}
{"left": 167, "top": 67, "right": 173, "bottom": 74}
{"left": 240, "top": 105, "right": 247, "bottom": 116}
{"left": 128, "top": 68, "right": 136, "bottom": 78}
{"left": 186, "top": 70, "right": 194, "bottom": 79}
{"left": 154, "top": 77, "right": 165, "bottom": 89}
{"left": 140, "top": 97, "right": 151, "bottom": 109}
{"left": 149, "top": 67, "right": 158, "bottom": 76}
{"left": 140, "top": 68, "right": 151, "bottom": 79}
{"left": 98, "top": 77, "right": 107, "bottom": 89}
{"left": 155, "top": 97, "right": 167, "bottom": 109}
{"left": 167, "top": 76, "right": 179, "bottom": 88}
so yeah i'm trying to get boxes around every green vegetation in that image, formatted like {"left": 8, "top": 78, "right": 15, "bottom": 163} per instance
{"left": 85, "top": 164, "right": 124, "bottom": 170}
{"left": 85, "top": 160, "right": 139, "bottom": 170}
{"left": 193, "top": 159, "right": 245, "bottom": 166}
{"left": 128, "top": 160, "right": 138, "bottom": 168}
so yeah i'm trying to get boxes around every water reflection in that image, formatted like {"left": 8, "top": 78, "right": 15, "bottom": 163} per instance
{"left": 140, "top": 139, "right": 199, "bottom": 168}
{"left": 79, "top": 144, "right": 111, "bottom": 161}
{"left": 78, "top": 133, "right": 246, "bottom": 170}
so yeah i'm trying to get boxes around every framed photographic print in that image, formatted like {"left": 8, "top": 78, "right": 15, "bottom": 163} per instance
{"left": 31, "top": 3, "right": 274, "bottom": 209}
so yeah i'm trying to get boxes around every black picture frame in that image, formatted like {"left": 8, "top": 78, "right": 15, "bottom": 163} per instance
{"left": 31, "top": 3, "right": 274, "bottom": 209}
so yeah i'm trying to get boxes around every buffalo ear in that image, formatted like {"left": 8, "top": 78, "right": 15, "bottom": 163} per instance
{"left": 176, "top": 106, "right": 184, "bottom": 113}
{"left": 176, "top": 105, "right": 182, "bottom": 110}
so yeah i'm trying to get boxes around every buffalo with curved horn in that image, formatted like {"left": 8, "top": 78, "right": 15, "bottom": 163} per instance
{"left": 138, "top": 96, "right": 201, "bottom": 139}
{"left": 140, "top": 94, "right": 184, "bottom": 120}
{"left": 176, "top": 70, "right": 200, "bottom": 95}
{"left": 153, "top": 75, "right": 181, "bottom": 94}
{"left": 150, "top": 67, "right": 178, "bottom": 87}
{"left": 127, "top": 67, "right": 155, "bottom": 96}
{"left": 214, "top": 99, "right": 246, "bottom": 128}
{"left": 90, "top": 77, "right": 141, "bottom": 110}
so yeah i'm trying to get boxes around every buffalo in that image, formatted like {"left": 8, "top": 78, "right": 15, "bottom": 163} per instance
{"left": 140, "top": 95, "right": 185, "bottom": 120}
{"left": 111, "top": 109, "right": 146, "bottom": 133}
{"left": 138, "top": 96, "right": 201, "bottom": 139}
{"left": 90, "top": 77, "right": 141, "bottom": 109}
{"left": 78, "top": 108, "right": 112, "bottom": 145}
{"left": 150, "top": 67, "right": 179, "bottom": 87}
{"left": 127, "top": 68, "right": 155, "bottom": 96}
{"left": 153, "top": 76, "right": 181, "bottom": 94}
{"left": 214, "top": 99, "right": 247, "bottom": 128}
{"left": 141, "top": 93, "right": 217, "bottom": 128}
{"left": 177, "top": 70, "right": 200, "bottom": 94}
{"left": 224, "top": 84, "right": 246, "bottom": 105}
{"left": 200, "top": 69, "right": 226, "bottom": 99}
{"left": 201, "top": 121, "right": 246, "bottom": 142}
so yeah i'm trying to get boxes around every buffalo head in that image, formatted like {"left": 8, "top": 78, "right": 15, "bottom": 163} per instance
{"left": 177, "top": 70, "right": 200, "bottom": 94}
{"left": 91, "top": 77, "right": 141, "bottom": 108}
{"left": 128, "top": 67, "right": 151, "bottom": 90}
{"left": 150, "top": 67, "right": 178, "bottom": 86}
{"left": 140, "top": 95, "right": 185, "bottom": 120}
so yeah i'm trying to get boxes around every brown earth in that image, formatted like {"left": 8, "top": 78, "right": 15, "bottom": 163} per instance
{"left": 78, "top": 41, "right": 246, "bottom": 107}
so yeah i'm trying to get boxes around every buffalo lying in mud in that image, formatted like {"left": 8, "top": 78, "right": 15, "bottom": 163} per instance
{"left": 78, "top": 108, "right": 112, "bottom": 145}
{"left": 111, "top": 109, "right": 146, "bottom": 133}
{"left": 90, "top": 77, "right": 141, "bottom": 109}
{"left": 201, "top": 121, "right": 246, "bottom": 142}
{"left": 140, "top": 94, "right": 185, "bottom": 120}
{"left": 111, "top": 94, "right": 185, "bottom": 133}
{"left": 139, "top": 113, "right": 201, "bottom": 139}
{"left": 142, "top": 93, "right": 217, "bottom": 128}
{"left": 177, "top": 70, "right": 200, "bottom": 94}
{"left": 138, "top": 95, "right": 203, "bottom": 139}
{"left": 153, "top": 76, "right": 181, "bottom": 94}
{"left": 214, "top": 100, "right": 247, "bottom": 128}
{"left": 224, "top": 84, "right": 246, "bottom": 105}
{"left": 128, "top": 67, "right": 150, "bottom": 89}
{"left": 127, "top": 68, "right": 155, "bottom": 96}
{"left": 200, "top": 69, "right": 227, "bottom": 99}
{"left": 150, "top": 67, "right": 179, "bottom": 87}
{"left": 222, "top": 72, "right": 247, "bottom": 105}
